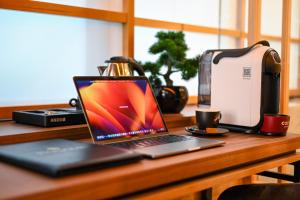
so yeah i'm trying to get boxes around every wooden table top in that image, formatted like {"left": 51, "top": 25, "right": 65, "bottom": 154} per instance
{"left": 1, "top": 129, "right": 300, "bottom": 200}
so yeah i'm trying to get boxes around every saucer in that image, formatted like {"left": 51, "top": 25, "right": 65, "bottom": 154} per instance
{"left": 185, "top": 126, "right": 229, "bottom": 136}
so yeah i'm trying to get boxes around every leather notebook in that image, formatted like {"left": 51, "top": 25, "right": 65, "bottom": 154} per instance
{"left": 0, "top": 139, "right": 142, "bottom": 177}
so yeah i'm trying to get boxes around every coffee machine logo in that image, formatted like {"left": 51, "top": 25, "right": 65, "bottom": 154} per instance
{"left": 243, "top": 67, "right": 251, "bottom": 79}
{"left": 281, "top": 121, "right": 289, "bottom": 129}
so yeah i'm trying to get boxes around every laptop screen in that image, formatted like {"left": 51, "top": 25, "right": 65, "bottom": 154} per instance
{"left": 74, "top": 77, "right": 167, "bottom": 141}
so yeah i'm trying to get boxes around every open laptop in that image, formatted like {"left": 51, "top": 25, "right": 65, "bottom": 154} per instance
{"left": 73, "top": 76, "right": 225, "bottom": 158}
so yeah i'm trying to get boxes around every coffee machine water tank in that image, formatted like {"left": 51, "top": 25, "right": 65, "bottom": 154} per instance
{"left": 262, "top": 50, "right": 281, "bottom": 114}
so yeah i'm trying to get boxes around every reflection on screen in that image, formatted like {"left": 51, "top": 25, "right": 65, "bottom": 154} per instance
{"left": 76, "top": 79, "right": 166, "bottom": 141}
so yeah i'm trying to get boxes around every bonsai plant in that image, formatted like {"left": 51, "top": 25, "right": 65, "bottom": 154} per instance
{"left": 141, "top": 31, "right": 199, "bottom": 113}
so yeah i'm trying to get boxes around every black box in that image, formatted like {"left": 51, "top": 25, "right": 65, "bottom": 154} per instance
{"left": 13, "top": 108, "right": 86, "bottom": 127}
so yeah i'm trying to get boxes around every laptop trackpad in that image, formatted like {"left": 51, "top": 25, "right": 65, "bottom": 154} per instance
{"left": 135, "top": 138, "right": 225, "bottom": 159}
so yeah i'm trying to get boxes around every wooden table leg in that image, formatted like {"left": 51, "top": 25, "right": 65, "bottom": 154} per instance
{"left": 278, "top": 165, "right": 289, "bottom": 183}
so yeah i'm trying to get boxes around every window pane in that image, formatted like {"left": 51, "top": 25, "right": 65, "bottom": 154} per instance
{"left": 290, "top": 43, "right": 299, "bottom": 89}
{"left": 135, "top": 26, "right": 221, "bottom": 96}
{"left": 291, "top": 0, "right": 300, "bottom": 89}
{"left": 220, "top": 36, "right": 239, "bottom": 49}
{"left": 33, "top": 0, "right": 123, "bottom": 12}
{"left": 292, "top": 0, "right": 300, "bottom": 38}
{"left": 261, "top": 0, "right": 282, "bottom": 36}
{"left": 135, "top": 0, "right": 220, "bottom": 28}
{"left": 220, "top": 0, "right": 239, "bottom": 30}
{"left": 269, "top": 40, "right": 282, "bottom": 55}
{"left": 244, "top": 39, "right": 248, "bottom": 47}
{"left": 0, "top": 9, "right": 122, "bottom": 106}
{"left": 244, "top": 0, "right": 248, "bottom": 33}
{"left": 177, "top": 31, "right": 220, "bottom": 96}
{"left": 136, "top": 0, "right": 241, "bottom": 30}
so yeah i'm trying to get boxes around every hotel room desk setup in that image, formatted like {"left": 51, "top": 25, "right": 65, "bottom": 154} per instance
{"left": 1, "top": 106, "right": 300, "bottom": 200}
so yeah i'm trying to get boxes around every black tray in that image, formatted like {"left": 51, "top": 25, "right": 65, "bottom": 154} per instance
{"left": 13, "top": 108, "right": 86, "bottom": 127}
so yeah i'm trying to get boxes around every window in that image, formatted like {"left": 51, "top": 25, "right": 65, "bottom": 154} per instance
{"left": 1, "top": 0, "right": 298, "bottom": 117}
{"left": 0, "top": 9, "right": 122, "bottom": 106}
{"left": 135, "top": 0, "right": 242, "bottom": 95}
{"left": 290, "top": 0, "right": 300, "bottom": 93}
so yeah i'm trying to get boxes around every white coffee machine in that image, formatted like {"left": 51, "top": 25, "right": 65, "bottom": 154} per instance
{"left": 198, "top": 41, "right": 281, "bottom": 132}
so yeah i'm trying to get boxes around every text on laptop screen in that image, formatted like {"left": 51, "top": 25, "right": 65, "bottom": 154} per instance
{"left": 76, "top": 79, "right": 167, "bottom": 140}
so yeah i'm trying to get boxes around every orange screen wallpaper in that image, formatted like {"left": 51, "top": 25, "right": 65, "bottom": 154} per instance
{"left": 76, "top": 79, "right": 166, "bottom": 140}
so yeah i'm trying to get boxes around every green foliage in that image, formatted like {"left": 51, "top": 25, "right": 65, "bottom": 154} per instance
{"left": 141, "top": 31, "right": 199, "bottom": 87}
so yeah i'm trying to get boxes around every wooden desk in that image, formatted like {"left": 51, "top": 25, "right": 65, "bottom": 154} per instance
{"left": 1, "top": 128, "right": 300, "bottom": 200}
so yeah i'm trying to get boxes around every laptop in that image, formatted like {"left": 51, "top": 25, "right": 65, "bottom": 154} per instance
{"left": 0, "top": 139, "right": 142, "bottom": 177}
{"left": 73, "top": 76, "right": 225, "bottom": 158}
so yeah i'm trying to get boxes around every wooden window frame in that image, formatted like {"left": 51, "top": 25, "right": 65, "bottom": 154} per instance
{"left": 0, "top": 0, "right": 299, "bottom": 118}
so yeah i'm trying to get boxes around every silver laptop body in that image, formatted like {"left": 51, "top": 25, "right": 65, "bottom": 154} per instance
{"left": 73, "top": 76, "right": 224, "bottom": 158}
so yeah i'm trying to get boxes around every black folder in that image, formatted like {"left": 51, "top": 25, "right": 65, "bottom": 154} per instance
{"left": 0, "top": 139, "right": 142, "bottom": 177}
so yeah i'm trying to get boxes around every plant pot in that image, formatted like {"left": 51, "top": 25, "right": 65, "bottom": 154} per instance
{"left": 155, "top": 86, "right": 188, "bottom": 113}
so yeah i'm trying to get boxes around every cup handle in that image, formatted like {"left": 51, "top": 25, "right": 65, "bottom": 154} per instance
{"left": 69, "top": 98, "right": 82, "bottom": 110}
{"left": 69, "top": 98, "right": 78, "bottom": 107}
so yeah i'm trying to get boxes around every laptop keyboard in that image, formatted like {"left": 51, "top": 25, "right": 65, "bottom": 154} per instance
{"left": 107, "top": 135, "right": 193, "bottom": 150}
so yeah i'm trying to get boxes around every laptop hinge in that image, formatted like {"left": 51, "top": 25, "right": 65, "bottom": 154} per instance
{"left": 95, "top": 132, "right": 170, "bottom": 145}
